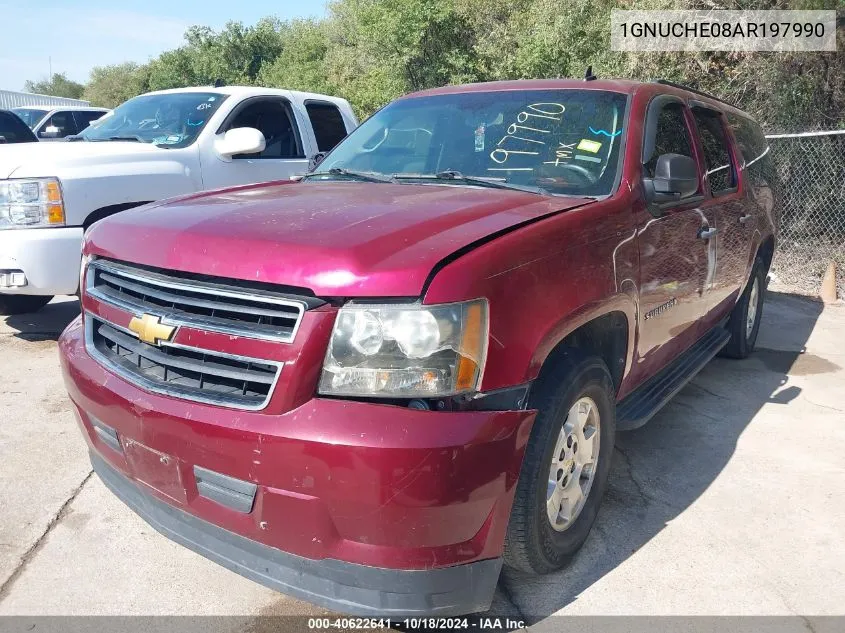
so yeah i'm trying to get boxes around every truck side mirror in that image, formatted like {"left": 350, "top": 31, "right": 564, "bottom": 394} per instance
{"left": 39, "top": 125, "right": 61, "bottom": 139}
{"left": 215, "top": 127, "right": 266, "bottom": 161}
{"left": 642, "top": 153, "right": 699, "bottom": 205}
{"left": 308, "top": 152, "right": 327, "bottom": 172}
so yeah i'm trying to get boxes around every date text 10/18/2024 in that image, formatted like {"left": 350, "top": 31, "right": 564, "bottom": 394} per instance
{"left": 307, "top": 617, "right": 527, "bottom": 630}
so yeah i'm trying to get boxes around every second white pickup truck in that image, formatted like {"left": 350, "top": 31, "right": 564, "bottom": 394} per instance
{"left": 0, "top": 86, "right": 357, "bottom": 314}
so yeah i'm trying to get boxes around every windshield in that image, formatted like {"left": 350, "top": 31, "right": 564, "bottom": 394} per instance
{"left": 11, "top": 108, "right": 48, "bottom": 129}
{"left": 80, "top": 92, "right": 228, "bottom": 147}
{"left": 315, "top": 89, "right": 628, "bottom": 196}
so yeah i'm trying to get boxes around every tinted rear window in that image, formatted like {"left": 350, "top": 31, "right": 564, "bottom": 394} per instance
{"left": 306, "top": 102, "right": 348, "bottom": 152}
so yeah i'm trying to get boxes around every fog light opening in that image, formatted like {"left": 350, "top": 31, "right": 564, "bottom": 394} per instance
{"left": 0, "top": 270, "right": 27, "bottom": 288}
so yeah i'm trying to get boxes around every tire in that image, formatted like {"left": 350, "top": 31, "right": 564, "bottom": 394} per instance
{"left": 504, "top": 351, "right": 616, "bottom": 574}
{"left": 0, "top": 295, "right": 53, "bottom": 316}
{"left": 722, "top": 257, "right": 765, "bottom": 359}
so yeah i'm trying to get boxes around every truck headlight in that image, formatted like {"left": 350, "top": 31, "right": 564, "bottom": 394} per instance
{"left": 0, "top": 178, "right": 65, "bottom": 229}
{"left": 319, "top": 299, "right": 488, "bottom": 398}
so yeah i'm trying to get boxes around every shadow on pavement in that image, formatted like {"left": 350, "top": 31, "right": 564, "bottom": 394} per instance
{"left": 491, "top": 291, "right": 827, "bottom": 624}
{"left": 4, "top": 298, "right": 80, "bottom": 342}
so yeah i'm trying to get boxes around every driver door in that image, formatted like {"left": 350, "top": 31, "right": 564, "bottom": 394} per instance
{"left": 631, "top": 96, "right": 716, "bottom": 385}
{"left": 201, "top": 97, "right": 311, "bottom": 188}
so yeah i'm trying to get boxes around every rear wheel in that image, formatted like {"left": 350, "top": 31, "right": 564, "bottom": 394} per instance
{"left": 0, "top": 295, "right": 53, "bottom": 316}
{"left": 722, "top": 258, "right": 765, "bottom": 359}
{"left": 504, "top": 351, "right": 616, "bottom": 574}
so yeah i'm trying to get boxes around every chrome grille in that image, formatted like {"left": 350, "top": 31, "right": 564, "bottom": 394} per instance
{"left": 87, "top": 259, "right": 308, "bottom": 342}
{"left": 88, "top": 318, "right": 280, "bottom": 409}
{"left": 82, "top": 258, "right": 320, "bottom": 410}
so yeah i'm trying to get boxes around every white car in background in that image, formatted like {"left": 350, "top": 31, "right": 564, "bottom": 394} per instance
{"left": 11, "top": 106, "right": 110, "bottom": 140}
{"left": 0, "top": 85, "right": 358, "bottom": 314}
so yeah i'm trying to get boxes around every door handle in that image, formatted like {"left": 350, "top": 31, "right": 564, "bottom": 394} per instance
{"left": 698, "top": 227, "right": 718, "bottom": 240}
{"left": 739, "top": 214, "right": 753, "bottom": 225}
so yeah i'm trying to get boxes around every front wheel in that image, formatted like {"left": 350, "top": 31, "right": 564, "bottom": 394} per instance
{"left": 504, "top": 352, "right": 616, "bottom": 574}
{"left": 0, "top": 295, "right": 53, "bottom": 316}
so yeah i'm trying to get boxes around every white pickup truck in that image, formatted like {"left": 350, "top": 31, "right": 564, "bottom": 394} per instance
{"left": 0, "top": 86, "right": 357, "bottom": 314}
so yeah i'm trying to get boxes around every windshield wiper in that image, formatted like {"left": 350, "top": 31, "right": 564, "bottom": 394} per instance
{"left": 65, "top": 135, "right": 86, "bottom": 142}
{"left": 307, "top": 168, "right": 395, "bottom": 183}
{"left": 107, "top": 135, "right": 146, "bottom": 143}
{"left": 394, "top": 170, "right": 549, "bottom": 196}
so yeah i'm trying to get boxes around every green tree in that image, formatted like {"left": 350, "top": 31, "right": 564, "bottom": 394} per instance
{"left": 259, "top": 20, "right": 336, "bottom": 96}
{"left": 62, "top": 0, "right": 845, "bottom": 130}
{"left": 146, "top": 18, "right": 285, "bottom": 91}
{"left": 83, "top": 63, "right": 151, "bottom": 108}
{"left": 23, "top": 73, "right": 85, "bottom": 99}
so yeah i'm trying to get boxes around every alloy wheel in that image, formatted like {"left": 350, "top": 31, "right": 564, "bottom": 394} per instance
{"left": 546, "top": 396, "right": 601, "bottom": 531}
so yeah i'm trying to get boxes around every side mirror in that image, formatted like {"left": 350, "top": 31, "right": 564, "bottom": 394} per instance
{"left": 39, "top": 125, "right": 61, "bottom": 139}
{"left": 642, "top": 153, "right": 699, "bottom": 205}
{"left": 308, "top": 152, "right": 327, "bottom": 173}
{"left": 214, "top": 127, "right": 266, "bottom": 160}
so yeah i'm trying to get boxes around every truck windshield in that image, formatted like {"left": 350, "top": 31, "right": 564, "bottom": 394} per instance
{"left": 314, "top": 89, "right": 628, "bottom": 197}
{"left": 11, "top": 108, "right": 47, "bottom": 129}
{"left": 80, "top": 92, "right": 228, "bottom": 148}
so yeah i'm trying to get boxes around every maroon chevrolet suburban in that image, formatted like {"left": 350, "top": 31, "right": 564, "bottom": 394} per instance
{"left": 59, "top": 78, "right": 778, "bottom": 616}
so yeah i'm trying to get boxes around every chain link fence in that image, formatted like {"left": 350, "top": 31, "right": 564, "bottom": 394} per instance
{"left": 767, "top": 129, "right": 845, "bottom": 299}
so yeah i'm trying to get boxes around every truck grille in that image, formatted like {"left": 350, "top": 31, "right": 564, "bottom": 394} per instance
{"left": 82, "top": 259, "right": 318, "bottom": 410}
{"left": 87, "top": 259, "right": 308, "bottom": 343}
{"left": 88, "top": 318, "right": 280, "bottom": 409}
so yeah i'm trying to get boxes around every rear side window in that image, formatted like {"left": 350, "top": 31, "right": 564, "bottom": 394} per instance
{"left": 727, "top": 113, "right": 768, "bottom": 167}
{"left": 692, "top": 109, "right": 737, "bottom": 194}
{"left": 73, "top": 111, "right": 105, "bottom": 132}
{"left": 727, "top": 113, "right": 774, "bottom": 189}
{"left": 644, "top": 104, "right": 695, "bottom": 178}
{"left": 305, "top": 102, "right": 348, "bottom": 152}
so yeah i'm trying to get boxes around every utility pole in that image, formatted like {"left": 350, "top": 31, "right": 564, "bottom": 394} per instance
{"left": 49, "top": 56, "right": 52, "bottom": 81}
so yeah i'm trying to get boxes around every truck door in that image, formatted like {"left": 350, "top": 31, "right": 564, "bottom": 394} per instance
{"left": 202, "top": 96, "right": 310, "bottom": 188}
{"left": 36, "top": 110, "right": 78, "bottom": 141}
{"left": 688, "top": 105, "right": 750, "bottom": 326}
{"left": 632, "top": 95, "right": 716, "bottom": 383}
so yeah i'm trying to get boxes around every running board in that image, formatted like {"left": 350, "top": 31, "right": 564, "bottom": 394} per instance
{"left": 616, "top": 326, "right": 730, "bottom": 431}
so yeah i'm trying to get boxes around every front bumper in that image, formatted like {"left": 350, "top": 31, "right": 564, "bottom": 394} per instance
{"left": 0, "top": 226, "right": 83, "bottom": 296}
{"left": 92, "top": 451, "right": 502, "bottom": 615}
{"left": 60, "top": 317, "right": 535, "bottom": 615}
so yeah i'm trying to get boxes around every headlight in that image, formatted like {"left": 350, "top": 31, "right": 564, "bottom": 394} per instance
{"left": 319, "top": 299, "right": 488, "bottom": 398}
{"left": 0, "top": 178, "right": 65, "bottom": 229}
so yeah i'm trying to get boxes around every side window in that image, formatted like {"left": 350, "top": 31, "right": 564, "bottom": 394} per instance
{"left": 39, "top": 111, "right": 78, "bottom": 138}
{"left": 644, "top": 104, "right": 695, "bottom": 179}
{"left": 305, "top": 102, "right": 348, "bottom": 152}
{"left": 692, "top": 109, "right": 737, "bottom": 194}
{"left": 73, "top": 111, "right": 105, "bottom": 132}
{"left": 226, "top": 99, "right": 303, "bottom": 159}
{"left": 727, "top": 113, "right": 773, "bottom": 188}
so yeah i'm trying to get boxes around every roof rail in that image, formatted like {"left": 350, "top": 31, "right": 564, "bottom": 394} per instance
{"left": 652, "top": 79, "right": 734, "bottom": 108}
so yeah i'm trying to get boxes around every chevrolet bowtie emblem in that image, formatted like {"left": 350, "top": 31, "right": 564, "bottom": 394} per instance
{"left": 128, "top": 314, "right": 176, "bottom": 346}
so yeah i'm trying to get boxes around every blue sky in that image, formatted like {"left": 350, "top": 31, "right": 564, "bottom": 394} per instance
{"left": 0, "top": 0, "right": 329, "bottom": 92}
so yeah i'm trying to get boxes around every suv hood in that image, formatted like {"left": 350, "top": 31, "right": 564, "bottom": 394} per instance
{"left": 0, "top": 141, "right": 163, "bottom": 179}
{"left": 86, "top": 181, "right": 594, "bottom": 297}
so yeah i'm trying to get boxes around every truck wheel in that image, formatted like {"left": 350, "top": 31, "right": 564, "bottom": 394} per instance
{"left": 504, "top": 351, "right": 616, "bottom": 574}
{"left": 722, "top": 258, "right": 765, "bottom": 359}
{"left": 0, "top": 295, "right": 53, "bottom": 315}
